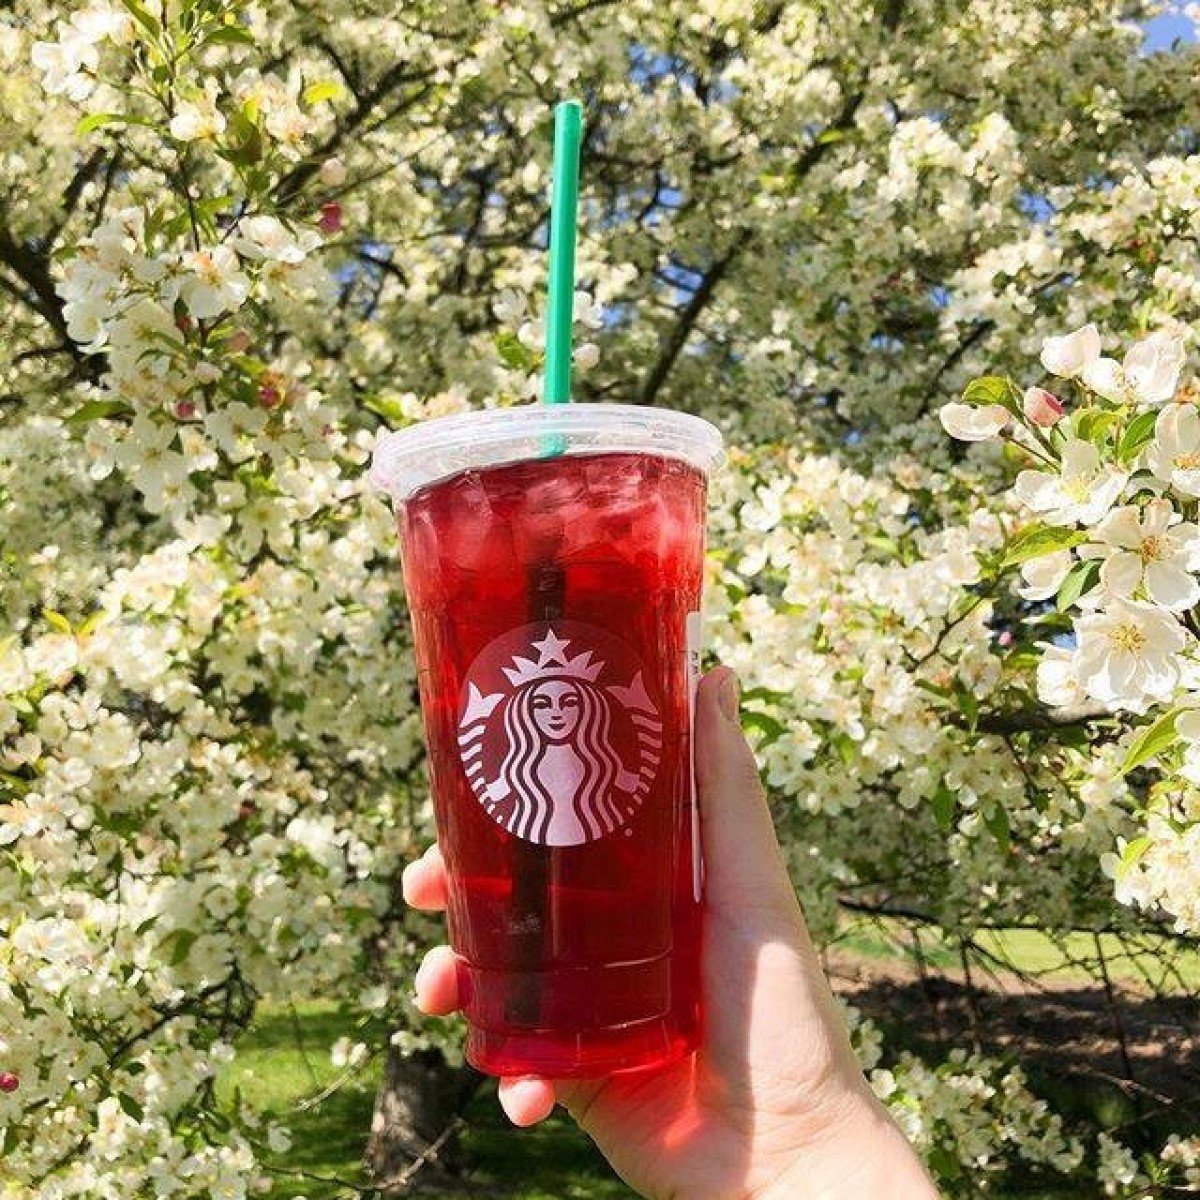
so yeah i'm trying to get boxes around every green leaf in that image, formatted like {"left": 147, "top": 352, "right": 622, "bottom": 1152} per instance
{"left": 119, "top": 0, "right": 161, "bottom": 37}
{"left": 1004, "top": 648, "right": 1041, "bottom": 671}
{"left": 362, "top": 394, "right": 408, "bottom": 424}
{"left": 1115, "top": 835, "right": 1152, "bottom": 880}
{"left": 741, "top": 710, "right": 785, "bottom": 747}
{"left": 193, "top": 194, "right": 236, "bottom": 221}
{"left": 163, "top": 928, "right": 199, "bottom": 966}
{"left": 962, "top": 375, "right": 1020, "bottom": 412}
{"left": 495, "top": 331, "right": 534, "bottom": 371}
{"left": 1001, "top": 524, "right": 1087, "bottom": 568}
{"left": 1076, "top": 408, "right": 1121, "bottom": 448}
{"left": 957, "top": 685, "right": 980, "bottom": 732}
{"left": 302, "top": 80, "right": 344, "bottom": 106}
{"left": 224, "top": 110, "right": 264, "bottom": 166}
{"left": 816, "top": 126, "right": 848, "bottom": 146}
{"left": 983, "top": 805, "right": 1011, "bottom": 854}
{"left": 1121, "top": 707, "right": 1184, "bottom": 774}
{"left": 928, "top": 1144, "right": 964, "bottom": 1182}
{"left": 118, "top": 1093, "right": 145, "bottom": 1122}
{"left": 75, "top": 112, "right": 125, "bottom": 136}
{"left": 915, "top": 678, "right": 951, "bottom": 699}
{"left": 931, "top": 784, "right": 956, "bottom": 832}
{"left": 0, "top": 770, "right": 32, "bottom": 796}
{"left": 43, "top": 609, "right": 71, "bottom": 635}
{"left": 830, "top": 730, "right": 856, "bottom": 766}
{"left": 1056, "top": 724, "right": 1095, "bottom": 751}
{"left": 67, "top": 399, "right": 133, "bottom": 424}
{"left": 1056, "top": 558, "right": 1101, "bottom": 611}
{"left": 1118, "top": 410, "right": 1159, "bottom": 463}
{"left": 205, "top": 23, "right": 255, "bottom": 47}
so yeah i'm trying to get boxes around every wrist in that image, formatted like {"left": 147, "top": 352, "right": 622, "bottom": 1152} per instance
{"left": 757, "top": 1091, "right": 940, "bottom": 1200}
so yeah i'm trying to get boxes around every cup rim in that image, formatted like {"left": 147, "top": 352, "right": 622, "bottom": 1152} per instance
{"left": 369, "top": 402, "right": 725, "bottom": 502}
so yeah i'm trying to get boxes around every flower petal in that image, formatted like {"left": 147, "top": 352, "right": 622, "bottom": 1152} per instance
{"left": 1099, "top": 551, "right": 1142, "bottom": 599}
{"left": 1145, "top": 560, "right": 1200, "bottom": 611}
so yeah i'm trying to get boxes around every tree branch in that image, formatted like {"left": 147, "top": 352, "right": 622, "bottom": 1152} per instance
{"left": 273, "top": 64, "right": 437, "bottom": 208}
{"left": 636, "top": 0, "right": 908, "bottom": 406}
{"left": 0, "top": 225, "right": 99, "bottom": 381}
{"left": 45, "top": 147, "right": 108, "bottom": 249}
{"left": 637, "top": 230, "right": 749, "bottom": 406}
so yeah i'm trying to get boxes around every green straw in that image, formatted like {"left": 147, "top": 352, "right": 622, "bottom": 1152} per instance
{"left": 505, "top": 100, "right": 584, "bottom": 1027}
{"left": 543, "top": 100, "right": 583, "bottom": 409}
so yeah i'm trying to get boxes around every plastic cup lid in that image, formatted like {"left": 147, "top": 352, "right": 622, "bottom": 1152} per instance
{"left": 369, "top": 402, "right": 725, "bottom": 502}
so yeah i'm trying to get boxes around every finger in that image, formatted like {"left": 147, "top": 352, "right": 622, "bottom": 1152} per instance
{"left": 402, "top": 844, "right": 449, "bottom": 911}
{"left": 498, "top": 1076, "right": 557, "bottom": 1126}
{"left": 694, "top": 669, "right": 863, "bottom": 1087}
{"left": 694, "top": 667, "right": 797, "bottom": 922}
{"left": 413, "top": 945, "right": 462, "bottom": 1015}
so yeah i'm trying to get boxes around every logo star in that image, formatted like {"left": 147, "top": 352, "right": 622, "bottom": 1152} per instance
{"left": 531, "top": 628, "right": 572, "bottom": 666}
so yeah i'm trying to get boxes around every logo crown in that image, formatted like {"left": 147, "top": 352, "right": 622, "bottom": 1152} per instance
{"left": 501, "top": 629, "right": 604, "bottom": 686}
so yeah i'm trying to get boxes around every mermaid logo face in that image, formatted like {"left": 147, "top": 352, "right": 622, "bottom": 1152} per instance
{"left": 457, "top": 622, "right": 663, "bottom": 847}
{"left": 529, "top": 680, "right": 582, "bottom": 743}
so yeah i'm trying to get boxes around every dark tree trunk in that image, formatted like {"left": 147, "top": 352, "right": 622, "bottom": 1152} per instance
{"left": 364, "top": 1044, "right": 482, "bottom": 1191}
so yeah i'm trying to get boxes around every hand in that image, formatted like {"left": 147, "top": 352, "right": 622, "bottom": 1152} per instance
{"left": 403, "top": 668, "right": 939, "bottom": 1200}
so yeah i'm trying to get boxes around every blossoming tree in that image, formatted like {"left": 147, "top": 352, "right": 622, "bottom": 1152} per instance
{"left": 3, "top": 0, "right": 1199, "bottom": 1195}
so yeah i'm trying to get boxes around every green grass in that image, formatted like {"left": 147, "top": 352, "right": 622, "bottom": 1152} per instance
{"left": 834, "top": 919, "right": 1200, "bottom": 991}
{"left": 219, "top": 1002, "right": 382, "bottom": 1196}
{"left": 219, "top": 1001, "right": 636, "bottom": 1199}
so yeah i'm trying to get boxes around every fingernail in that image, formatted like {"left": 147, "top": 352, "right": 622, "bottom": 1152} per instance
{"left": 718, "top": 670, "right": 740, "bottom": 721}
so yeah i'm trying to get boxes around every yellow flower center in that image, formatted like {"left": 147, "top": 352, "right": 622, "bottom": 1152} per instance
{"left": 1110, "top": 623, "right": 1146, "bottom": 654}
{"left": 1139, "top": 535, "right": 1164, "bottom": 562}
{"left": 1175, "top": 453, "right": 1200, "bottom": 470}
{"left": 192, "top": 253, "right": 220, "bottom": 283}
{"left": 1064, "top": 477, "right": 1092, "bottom": 502}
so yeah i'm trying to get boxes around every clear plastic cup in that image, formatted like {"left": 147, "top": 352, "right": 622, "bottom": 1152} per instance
{"left": 371, "top": 404, "right": 723, "bottom": 1078}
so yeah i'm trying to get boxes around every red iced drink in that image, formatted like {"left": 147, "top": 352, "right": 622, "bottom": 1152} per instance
{"left": 371, "top": 405, "right": 722, "bottom": 1078}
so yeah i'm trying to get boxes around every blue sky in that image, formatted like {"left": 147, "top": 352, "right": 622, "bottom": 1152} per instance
{"left": 1143, "top": 10, "right": 1196, "bottom": 51}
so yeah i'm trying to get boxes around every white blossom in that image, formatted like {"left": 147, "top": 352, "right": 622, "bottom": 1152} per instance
{"left": 1017, "top": 550, "right": 1073, "bottom": 602}
{"left": 169, "top": 81, "right": 227, "bottom": 141}
{"left": 1036, "top": 644, "right": 1086, "bottom": 708}
{"left": 1082, "top": 330, "right": 1186, "bottom": 407}
{"left": 1147, "top": 403, "right": 1200, "bottom": 496}
{"left": 1039, "top": 323, "right": 1102, "bottom": 379}
{"left": 1073, "top": 599, "right": 1187, "bottom": 709}
{"left": 938, "top": 401, "right": 1009, "bottom": 441}
{"left": 1091, "top": 500, "right": 1200, "bottom": 610}
{"left": 1014, "top": 439, "right": 1128, "bottom": 526}
{"left": 173, "top": 247, "right": 251, "bottom": 319}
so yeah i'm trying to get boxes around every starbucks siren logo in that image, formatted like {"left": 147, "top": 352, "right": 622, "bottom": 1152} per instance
{"left": 457, "top": 622, "right": 662, "bottom": 846}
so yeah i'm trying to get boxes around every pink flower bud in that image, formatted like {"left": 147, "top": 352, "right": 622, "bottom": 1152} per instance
{"left": 318, "top": 202, "right": 343, "bottom": 235}
{"left": 175, "top": 399, "right": 197, "bottom": 420}
{"left": 997, "top": 631, "right": 1014, "bottom": 648}
{"left": 0, "top": 1073, "right": 19, "bottom": 1093}
{"left": 258, "top": 382, "right": 282, "bottom": 409}
{"left": 1023, "top": 386, "right": 1065, "bottom": 427}
{"left": 319, "top": 157, "right": 347, "bottom": 187}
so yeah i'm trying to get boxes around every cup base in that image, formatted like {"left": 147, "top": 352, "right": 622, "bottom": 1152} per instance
{"left": 465, "top": 1018, "right": 698, "bottom": 1080}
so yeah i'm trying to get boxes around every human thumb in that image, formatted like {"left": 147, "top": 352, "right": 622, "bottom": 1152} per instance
{"left": 694, "top": 667, "right": 801, "bottom": 925}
